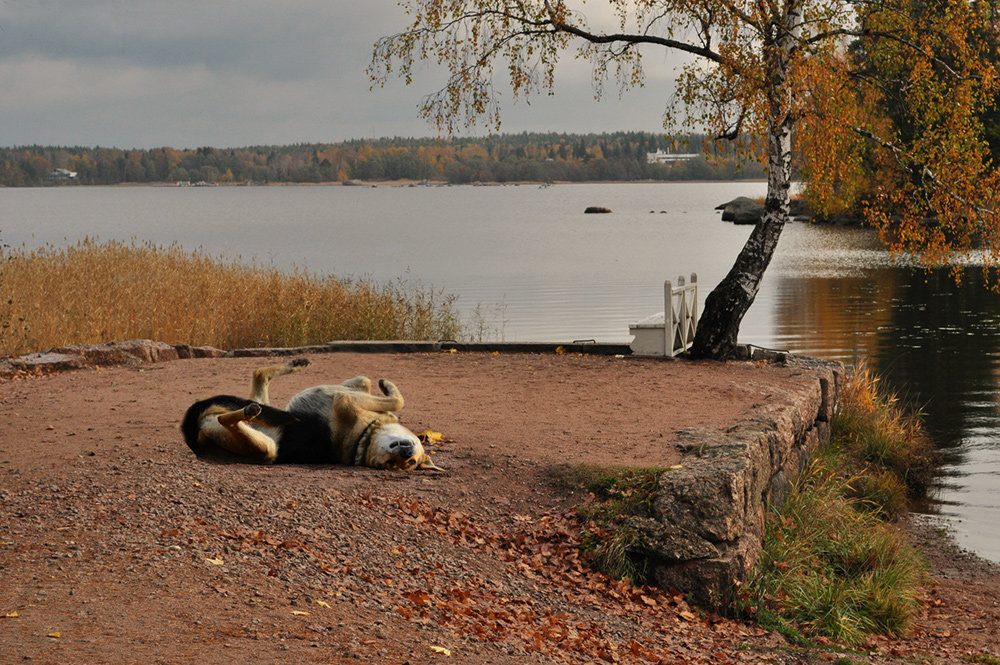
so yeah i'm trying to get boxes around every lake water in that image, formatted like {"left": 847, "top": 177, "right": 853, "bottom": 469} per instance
{"left": 5, "top": 182, "right": 1000, "bottom": 560}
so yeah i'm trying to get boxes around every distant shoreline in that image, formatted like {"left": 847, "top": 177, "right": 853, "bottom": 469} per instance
{"left": 22, "top": 177, "right": 769, "bottom": 189}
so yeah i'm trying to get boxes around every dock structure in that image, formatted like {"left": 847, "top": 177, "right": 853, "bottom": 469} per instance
{"left": 629, "top": 274, "right": 698, "bottom": 357}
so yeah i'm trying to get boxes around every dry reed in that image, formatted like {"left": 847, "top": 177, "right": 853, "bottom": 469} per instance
{"left": 0, "top": 239, "right": 461, "bottom": 356}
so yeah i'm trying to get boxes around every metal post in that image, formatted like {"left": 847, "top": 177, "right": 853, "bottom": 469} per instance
{"left": 664, "top": 279, "right": 673, "bottom": 357}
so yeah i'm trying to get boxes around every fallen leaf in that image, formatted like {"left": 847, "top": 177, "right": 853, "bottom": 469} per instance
{"left": 404, "top": 590, "right": 431, "bottom": 606}
{"left": 314, "top": 600, "right": 331, "bottom": 608}
{"left": 554, "top": 346, "right": 566, "bottom": 355}
{"left": 46, "top": 632, "right": 61, "bottom": 638}
{"left": 430, "top": 645, "right": 451, "bottom": 656}
{"left": 419, "top": 429, "right": 444, "bottom": 443}
{"left": 3, "top": 611, "right": 19, "bottom": 618}
{"left": 205, "top": 558, "right": 224, "bottom": 566}
{"left": 291, "top": 610, "right": 311, "bottom": 616}
{"left": 678, "top": 610, "right": 697, "bottom": 622}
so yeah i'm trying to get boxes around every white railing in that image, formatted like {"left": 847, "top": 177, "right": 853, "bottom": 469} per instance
{"left": 628, "top": 274, "right": 698, "bottom": 357}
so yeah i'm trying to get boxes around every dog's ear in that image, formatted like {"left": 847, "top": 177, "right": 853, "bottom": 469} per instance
{"left": 417, "top": 453, "right": 443, "bottom": 471}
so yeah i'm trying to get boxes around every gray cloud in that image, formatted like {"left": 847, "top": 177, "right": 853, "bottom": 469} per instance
{"left": 0, "top": 1, "right": 684, "bottom": 148}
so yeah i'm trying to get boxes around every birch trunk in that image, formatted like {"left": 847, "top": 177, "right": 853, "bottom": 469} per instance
{"left": 689, "top": 2, "right": 802, "bottom": 359}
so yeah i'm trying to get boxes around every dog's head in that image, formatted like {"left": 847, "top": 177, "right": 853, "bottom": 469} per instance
{"left": 366, "top": 422, "right": 442, "bottom": 471}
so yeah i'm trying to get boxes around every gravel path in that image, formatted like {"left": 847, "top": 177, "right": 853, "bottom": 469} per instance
{"left": 1, "top": 351, "right": 998, "bottom": 664}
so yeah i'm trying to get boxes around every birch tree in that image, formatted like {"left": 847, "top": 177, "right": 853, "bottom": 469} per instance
{"left": 369, "top": 0, "right": 999, "bottom": 359}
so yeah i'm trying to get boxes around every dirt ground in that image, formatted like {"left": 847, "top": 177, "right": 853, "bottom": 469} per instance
{"left": 2, "top": 351, "right": 999, "bottom": 664}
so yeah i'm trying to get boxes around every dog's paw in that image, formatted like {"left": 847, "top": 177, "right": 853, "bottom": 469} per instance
{"left": 290, "top": 357, "right": 310, "bottom": 368}
{"left": 243, "top": 402, "right": 262, "bottom": 420}
{"left": 378, "top": 379, "right": 392, "bottom": 395}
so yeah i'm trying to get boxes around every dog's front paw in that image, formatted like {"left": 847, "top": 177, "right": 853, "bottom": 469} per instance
{"left": 243, "top": 402, "right": 262, "bottom": 420}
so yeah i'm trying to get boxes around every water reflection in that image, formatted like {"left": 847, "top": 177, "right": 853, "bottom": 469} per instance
{"left": 771, "top": 241, "right": 1000, "bottom": 559}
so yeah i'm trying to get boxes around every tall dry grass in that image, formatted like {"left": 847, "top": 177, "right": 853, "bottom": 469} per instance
{"left": 829, "top": 361, "right": 939, "bottom": 515}
{"left": 0, "top": 239, "right": 461, "bottom": 356}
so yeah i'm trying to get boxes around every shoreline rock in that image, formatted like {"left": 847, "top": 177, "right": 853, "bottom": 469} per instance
{"left": 0, "top": 340, "right": 226, "bottom": 379}
{"left": 716, "top": 196, "right": 864, "bottom": 225}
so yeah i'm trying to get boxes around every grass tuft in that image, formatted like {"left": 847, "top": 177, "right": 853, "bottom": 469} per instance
{"left": 746, "top": 362, "right": 934, "bottom": 645}
{"left": 0, "top": 239, "right": 462, "bottom": 356}
{"left": 747, "top": 463, "right": 926, "bottom": 645}
{"left": 553, "top": 464, "right": 665, "bottom": 584}
{"left": 830, "top": 361, "right": 938, "bottom": 515}
{"left": 964, "top": 653, "right": 1000, "bottom": 665}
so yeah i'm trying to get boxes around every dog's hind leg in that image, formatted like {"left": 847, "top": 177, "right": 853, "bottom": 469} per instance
{"left": 338, "top": 376, "right": 372, "bottom": 392}
{"left": 250, "top": 358, "right": 310, "bottom": 405}
{"left": 337, "top": 379, "right": 404, "bottom": 412}
{"left": 212, "top": 403, "right": 278, "bottom": 462}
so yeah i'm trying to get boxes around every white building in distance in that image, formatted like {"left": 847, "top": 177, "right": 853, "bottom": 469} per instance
{"left": 645, "top": 150, "right": 699, "bottom": 164}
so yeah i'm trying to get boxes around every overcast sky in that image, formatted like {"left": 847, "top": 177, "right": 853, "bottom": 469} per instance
{"left": 0, "top": 1, "right": 688, "bottom": 149}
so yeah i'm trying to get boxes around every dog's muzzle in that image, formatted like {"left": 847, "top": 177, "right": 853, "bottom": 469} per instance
{"left": 388, "top": 439, "right": 415, "bottom": 460}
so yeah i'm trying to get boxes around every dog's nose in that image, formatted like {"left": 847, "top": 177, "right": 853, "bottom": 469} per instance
{"left": 389, "top": 439, "right": 415, "bottom": 458}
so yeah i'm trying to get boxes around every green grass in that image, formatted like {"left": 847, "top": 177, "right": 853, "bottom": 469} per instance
{"left": 745, "top": 363, "right": 934, "bottom": 645}
{"left": 747, "top": 463, "right": 926, "bottom": 645}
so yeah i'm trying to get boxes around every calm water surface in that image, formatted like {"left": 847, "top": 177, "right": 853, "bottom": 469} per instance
{"left": 6, "top": 183, "right": 1000, "bottom": 559}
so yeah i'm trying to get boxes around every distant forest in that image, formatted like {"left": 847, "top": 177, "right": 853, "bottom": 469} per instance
{"left": 0, "top": 132, "right": 766, "bottom": 186}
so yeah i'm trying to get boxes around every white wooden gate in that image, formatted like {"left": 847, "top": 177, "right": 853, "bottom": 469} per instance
{"left": 628, "top": 274, "right": 698, "bottom": 357}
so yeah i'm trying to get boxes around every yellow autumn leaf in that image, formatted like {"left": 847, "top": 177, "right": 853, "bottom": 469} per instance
{"left": 291, "top": 610, "right": 311, "bottom": 616}
{"left": 314, "top": 600, "right": 331, "bottom": 608}
{"left": 554, "top": 346, "right": 566, "bottom": 355}
{"left": 205, "top": 557, "right": 224, "bottom": 565}
{"left": 668, "top": 464, "right": 684, "bottom": 470}
{"left": 430, "top": 645, "right": 451, "bottom": 656}
{"left": 3, "top": 611, "right": 19, "bottom": 618}
{"left": 47, "top": 632, "right": 61, "bottom": 638}
{"left": 419, "top": 429, "right": 443, "bottom": 443}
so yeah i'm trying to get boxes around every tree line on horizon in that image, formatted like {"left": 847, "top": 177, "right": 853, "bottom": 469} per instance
{"left": 0, "top": 131, "right": 766, "bottom": 187}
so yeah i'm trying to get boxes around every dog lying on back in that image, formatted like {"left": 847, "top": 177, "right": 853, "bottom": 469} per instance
{"left": 181, "top": 358, "right": 440, "bottom": 470}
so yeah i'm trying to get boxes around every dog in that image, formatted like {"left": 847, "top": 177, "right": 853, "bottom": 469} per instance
{"left": 180, "top": 358, "right": 441, "bottom": 470}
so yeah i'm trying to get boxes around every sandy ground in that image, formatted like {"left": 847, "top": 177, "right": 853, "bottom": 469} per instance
{"left": 2, "top": 351, "right": 999, "bottom": 664}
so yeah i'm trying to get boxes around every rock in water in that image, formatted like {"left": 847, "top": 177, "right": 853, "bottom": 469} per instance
{"left": 719, "top": 196, "right": 764, "bottom": 224}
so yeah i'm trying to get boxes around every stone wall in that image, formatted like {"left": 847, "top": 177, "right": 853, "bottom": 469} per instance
{"left": 642, "top": 353, "right": 844, "bottom": 609}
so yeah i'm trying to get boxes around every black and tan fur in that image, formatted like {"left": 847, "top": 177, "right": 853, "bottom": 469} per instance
{"left": 181, "top": 359, "right": 440, "bottom": 470}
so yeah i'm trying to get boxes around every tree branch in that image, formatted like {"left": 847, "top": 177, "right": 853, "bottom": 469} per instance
{"left": 851, "top": 125, "right": 998, "bottom": 221}
{"left": 542, "top": 0, "right": 725, "bottom": 63}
